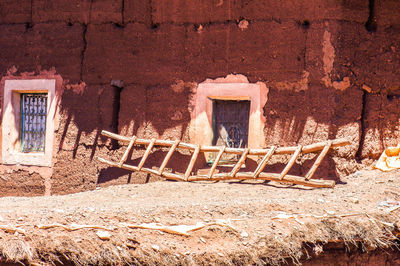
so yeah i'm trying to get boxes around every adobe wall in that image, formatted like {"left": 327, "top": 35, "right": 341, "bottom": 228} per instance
{"left": 0, "top": 0, "right": 399, "bottom": 195}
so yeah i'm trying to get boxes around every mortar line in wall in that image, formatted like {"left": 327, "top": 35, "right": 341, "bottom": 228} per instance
{"left": 0, "top": 18, "right": 384, "bottom": 28}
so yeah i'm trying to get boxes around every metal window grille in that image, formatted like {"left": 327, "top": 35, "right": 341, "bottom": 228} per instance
{"left": 20, "top": 93, "right": 47, "bottom": 153}
{"left": 210, "top": 100, "right": 250, "bottom": 164}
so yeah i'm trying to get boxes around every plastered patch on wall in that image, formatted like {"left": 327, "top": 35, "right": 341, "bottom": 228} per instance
{"left": 189, "top": 74, "right": 268, "bottom": 151}
{"left": 322, "top": 29, "right": 335, "bottom": 87}
{"left": 273, "top": 71, "right": 310, "bottom": 92}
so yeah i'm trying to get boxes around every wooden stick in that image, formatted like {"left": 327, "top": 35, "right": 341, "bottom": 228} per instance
{"left": 185, "top": 144, "right": 201, "bottom": 180}
{"left": 138, "top": 138, "right": 156, "bottom": 170}
{"left": 208, "top": 146, "right": 225, "bottom": 178}
{"left": 98, "top": 157, "right": 334, "bottom": 188}
{"left": 187, "top": 172, "right": 335, "bottom": 188}
{"left": 279, "top": 145, "right": 302, "bottom": 180}
{"left": 252, "top": 146, "right": 276, "bottom": 178}
{"left": 230, "top": 148, "right": 249, "bottom": 177}
{"left": 305, "top": 140, "right": 332, "bottom": 180}
{"left": 101, "top": 130, "right": 350, "bottom": 155}
{"left": 118, "top": 136, "right": 137, "bottom": 167}
{"left": 158, "top": 140, "right": 180, "bottom": 175}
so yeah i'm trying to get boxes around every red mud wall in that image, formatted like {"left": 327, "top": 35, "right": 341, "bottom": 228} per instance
{"left": 0, "top": 0, "right": 399, "bottom": 195}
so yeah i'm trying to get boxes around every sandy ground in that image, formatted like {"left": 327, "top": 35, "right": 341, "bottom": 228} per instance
{"left": 1, "top": 168, "right": 400, "bottom": 265}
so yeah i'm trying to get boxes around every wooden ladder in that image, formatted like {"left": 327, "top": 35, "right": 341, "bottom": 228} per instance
{"left": 98, "top": 130, "right": 350, "bottom": 188}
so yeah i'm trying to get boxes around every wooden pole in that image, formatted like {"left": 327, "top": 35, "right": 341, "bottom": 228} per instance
{"left": 118, "top": 136, "right": 137, "bottom": 167}
{"left": 100, "top": 130, "right": 350, "bottom": 155}
{"left": 252, "top": 146, "right": 276, "bottom": 178}
{"left": 229, "top": 148, "right": 249, "bottom": 177}
{"left": 138, "top": 138, "right": 156, "bottom": 170}
{"left": 279, "top": 145, "right": 302, "bottom": 180}
{"left": 184, "top": 144, "right": 201, "bottom": 180}
{"left": 187, "top": 172, "right": 335, "bottom": 188}
{"left": 305, "top": 140, "right": 332, "bottom": 180}
{"left": 158, "top": 140, "right": 180, "bottom": 175}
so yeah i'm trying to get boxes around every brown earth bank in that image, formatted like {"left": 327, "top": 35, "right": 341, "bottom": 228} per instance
{"left": 0, "top": 1, "right": 400, "bottom": 196}
{"left": 0, "top": 168, "right": 400, "bottom": 265}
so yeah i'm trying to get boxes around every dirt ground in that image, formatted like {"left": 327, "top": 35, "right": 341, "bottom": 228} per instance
{"left": 1, "top": 167, "right": 400, "bottom": 265}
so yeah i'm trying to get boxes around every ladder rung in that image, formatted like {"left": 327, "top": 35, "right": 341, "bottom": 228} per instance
{"left": 305, "top": 140, "right": 332, "bottom": 180}
{"left": 208, "top": 146, "right": 225, "bottom": 179}
{"left": 279, "top": 145, "right": 302, "bottom": 180}
{"left": 158, "top": 140, "right": 180, "bottom": 175}
{"left": 138, "top": 138, "right": 156, "bottom": 170}
{"left": 252, "top": 146, "right": 276, "bottom": 178}
{"left": 230, "top": 148, "right": 249, "bottom": 177}
{"left": 118, "top": 136, "right": 137, "bottom": 167}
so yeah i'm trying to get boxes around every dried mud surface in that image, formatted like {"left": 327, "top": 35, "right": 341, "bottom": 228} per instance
{"left": 1, "top": 168, "right": 400, "bottom": 265}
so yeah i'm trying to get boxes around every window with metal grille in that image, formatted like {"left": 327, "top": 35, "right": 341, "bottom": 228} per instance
{"left": 20, "top": 93, "right": 47, "bottom": 153}
{"left": 210, "top": 100, "right": 250, "bottom": 164}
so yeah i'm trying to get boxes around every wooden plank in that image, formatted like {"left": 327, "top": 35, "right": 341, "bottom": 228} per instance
{"left": 279, "top": 145, "right": 302, "bottom": 180}
{"left": 138, "top": 138, "right": 156, "bottom": 170}
{"left": 305, "top": 140, "right": 332, "bottom": 180}
{"left": 158, "top": 140, "right": 180, "bottom": 175}
{"left": 208, "top": 146, "right": 225, "bottom": 178}
{"left": 184, "top": 144, "right": 201, "bottom": 180}
{"left": 118, "top": 136, "right": 137, "bottom": 167}
{"left": 229, "top": 148, "right": 249, "bottom": 177}
{"left": 252, "top": 146, "right": 276, "bottom": 178}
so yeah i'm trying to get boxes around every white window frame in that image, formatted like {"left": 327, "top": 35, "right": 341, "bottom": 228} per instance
{"left": 2, "top": 79, "right": 56, "bottom": 167}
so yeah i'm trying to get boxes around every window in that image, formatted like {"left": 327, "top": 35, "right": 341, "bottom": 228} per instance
{"left": 20, "top": 93, "right": 48, "bottom": 153}
{"left": 2, "top": 79, "right": 56, "bottom": 167}
{"left": 189, "top": 75, "right": 269, "bottom": 163}
{"left": 211, "top": 100, "right": 250, "bottom": 164}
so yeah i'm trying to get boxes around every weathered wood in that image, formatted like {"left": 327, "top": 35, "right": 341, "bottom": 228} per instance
{"left": 99, "top": 157, "right": 335, "bottom": 188}
{"left": 101, "top": 130, "right": 349, "bottom": 155}
{"left": 305, "top": 140, "right": 332, "bottom": 180}
{"left": 279, "top": 145, "right": 302, "bottom": 180}
{"left": 99, "top": 158, "right": 185, "bottom": 181}
{"left": 230, "top": 148, "right": 249, "bottom": 177}
{"left": 252, "top": 146, "right": 276, "bottom": 178}
{"left": 185, "top": 144, "right": 201, "bottom": 180}
{"left": 99, "top": 130, "right": 350, "bottom": 189}
{"left": 187, "top": 172, "right": 335, "bottom": 188}
{"left": 208, "top": 146, "right": 225, "bottom": 178}
{"left": 118, "top": 136, "right": 137, "bottom": 167}
{"left": 138, "top": 138, "right": 156, "bottom": 170}
{"left": 158, "top": 140, "right": 180, "bottom": 175}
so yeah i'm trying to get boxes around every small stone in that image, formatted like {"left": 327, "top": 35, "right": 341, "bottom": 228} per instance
{"left": 353, "top": 198, "right": 359, "bottom": 204}
{"left": 154, "top": 217, "right": 161, "bottom": 223}
{"left": 17, "top": 217, "right": 24, "bottom": 221}
{"left": 218, "top": 252, "right": 224, "bottom": 257}
{"left": 96, "top": 230, "right": 111, "bottom": 240}
{"left": 238, "top": 19, "right": 249, "bottom": 30}
{"left": 200, "top": 237, "right": 206, "bottom": 243}
{"left": 151, "top": 244, "right": 160, "bottom": 252}
{"left": 240, "top": 230, "right": 249, "bottom": 238}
